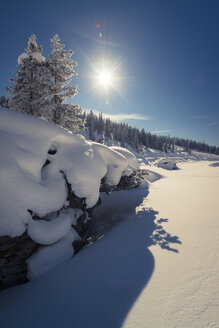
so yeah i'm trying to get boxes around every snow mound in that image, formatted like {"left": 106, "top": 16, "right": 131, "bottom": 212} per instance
{"left": 110, "top": 146, "right": 139, "bottom": 176}
{"left": 209, "top": 162, "right": 219, "bottom": 167}
{"left": 27, "top": 213, "right": 72, "bottom": 245}
{"left": 155, "top": 158, "right": 178, "bottom": 170}
{"left": 27, "top": 229, "right": 76, "bottom": 280}
{"left": 0, "top": 107, "right": 137, "bottom": 238}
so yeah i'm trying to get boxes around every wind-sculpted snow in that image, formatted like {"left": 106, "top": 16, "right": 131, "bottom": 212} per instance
{"left": 0, "top": 107, "right": 139, "bottom": 238}
{"left": 27, "top": 229, "right": 78, "bottom": 280}
{"left": 110, "top": 146, "right": 140, "bottom": 175}
{"left": 27, "top": 213, "right": 72, "bottom": 245}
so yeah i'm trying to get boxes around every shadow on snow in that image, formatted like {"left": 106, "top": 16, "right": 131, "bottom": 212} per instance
{"left": 0, "top": 181, "right": 181, "bottom": 328}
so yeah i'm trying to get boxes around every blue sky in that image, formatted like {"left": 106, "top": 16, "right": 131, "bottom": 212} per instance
{"left": 0, "top": 0, "right": 219, "bottom": 146}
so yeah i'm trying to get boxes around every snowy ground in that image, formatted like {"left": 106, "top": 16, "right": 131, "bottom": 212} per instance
{"left": 0, "top": 157, "right": 219, "bottom": 328}
{"left": 123, "top": 161, "right": 219, "bottom": 328}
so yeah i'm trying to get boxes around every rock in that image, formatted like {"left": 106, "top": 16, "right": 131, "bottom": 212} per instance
{"left": 0, "top": 233, "right": 39, "bottom": 289}
{"left": 100, "top": 171, "right": 142, "bottom": 193}
{"left": 72, "top": 239, "right": 84, "bottom": 254}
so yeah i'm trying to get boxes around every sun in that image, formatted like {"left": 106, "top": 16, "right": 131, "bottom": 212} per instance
{"left": 84, "top": 55, "right": 126, "bottom": 101}
{"left": 98, "top": 70, "right": 112, "bottom": 87}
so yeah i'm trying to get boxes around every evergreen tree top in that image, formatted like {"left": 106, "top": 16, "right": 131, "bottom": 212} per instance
{"left": 18, "top": 34, "right": 45, "bottom": 66}
{"left": 50, "top": 34, "right": 64, "bottom": 53}
{"left": 25, "top": 34, "right": 43, "bottom": 54}
{"left": 50, "top": 34, "right": 75, "bottom": 60}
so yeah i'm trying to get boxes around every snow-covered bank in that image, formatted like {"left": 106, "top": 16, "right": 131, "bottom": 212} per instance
{"left": 0, "top": 107, "right": 140, "bottom": 287}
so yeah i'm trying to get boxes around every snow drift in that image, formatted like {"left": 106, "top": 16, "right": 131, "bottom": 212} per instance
{"left": 0, "top": 107, "right": 139, "bottom": 240}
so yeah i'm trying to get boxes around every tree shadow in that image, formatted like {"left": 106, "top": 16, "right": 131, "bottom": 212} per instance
{"left": 0, "top": 182, "right": 181, "bottom": 328}
{"left": 92, "top": 185, "right": 181, "bottom": 254}
{"left": 148, "top": 216, "right": 182, "bottom": 253}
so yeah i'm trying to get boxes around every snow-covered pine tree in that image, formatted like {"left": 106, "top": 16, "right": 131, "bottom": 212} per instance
{"left": 7, "top": 35, "right": 50, "bottom": 117}
{"left": 61, "top": 103, "right": 85, "bottom": 132}
{"left": 47, "top": 34, "right": 84, "bottom": 131}
{"left": 88, "top": 110, "right": 95, "bottom": 140}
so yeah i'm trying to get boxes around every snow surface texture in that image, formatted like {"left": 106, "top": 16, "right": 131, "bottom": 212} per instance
{"left": 0, "top": 107, "right": 139, "bottom": 239}
{"left": 0, "top": 161, "right": 218, "bottom": 328}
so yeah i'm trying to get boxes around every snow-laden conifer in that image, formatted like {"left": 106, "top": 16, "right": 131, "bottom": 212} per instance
{"left": 47, "top": 34, "right": 84, "bottom": 130}
{"left": 7, "top": 35, "right": 51, "bottom": 117}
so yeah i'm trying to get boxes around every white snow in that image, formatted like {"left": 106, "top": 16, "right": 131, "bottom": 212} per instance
{"left": 0, "top": 106, "right": 219, "bottom": 328}
{"left": 17, "top": 53, "right": 29, "bottom": 65}
{"left": 123, "top": 161, "right": 219, "bottom": 328}
{"left": 27, "top": 213, "right": 72, "bottom": 245}
{"left": 0, "top": 161, "right": 218, "bottom": 328}
{"left": 92, "top": 142, "right": 128, "bottom": 185}
{"left": 0, "top": 107, "right": 138, "bottom": 238}
{"left": 209, "top": 162, "right": 219, "bottom": 167}
{"left": 17, "top": 52, "right": 45, "bottom": 65}
{"left": 32, "top": 52, "right": 45, "bottom": 63}
{"left": 136, "top": 145, "right": 219, "bottom": 168}
{"left": 110, "top": 146, "right": 140, "bottom": 172}
{"left": 27, "top": 229, "right": 76, "bottom": 280}
{"left": 155, "top": 158, "right": 178, "bottom": 170}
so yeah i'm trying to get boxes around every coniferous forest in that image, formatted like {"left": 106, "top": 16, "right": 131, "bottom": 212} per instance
{"left": 84, "top": 110, "right": 219, "bottom": 155}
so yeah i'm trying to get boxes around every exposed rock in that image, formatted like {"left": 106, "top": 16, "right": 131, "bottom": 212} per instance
{"left": 0, "top": 233, "right": 39, "bottom": 289}
{"left": 100, "top": 170, "right": 142, "bottom": 194}
{"left": 72, "top": 239, "right": 84, "bottom": 254}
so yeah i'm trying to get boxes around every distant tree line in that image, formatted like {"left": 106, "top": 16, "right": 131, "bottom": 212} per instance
{"left": 84, "top": 110, "right": 219, "bottom": 155}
